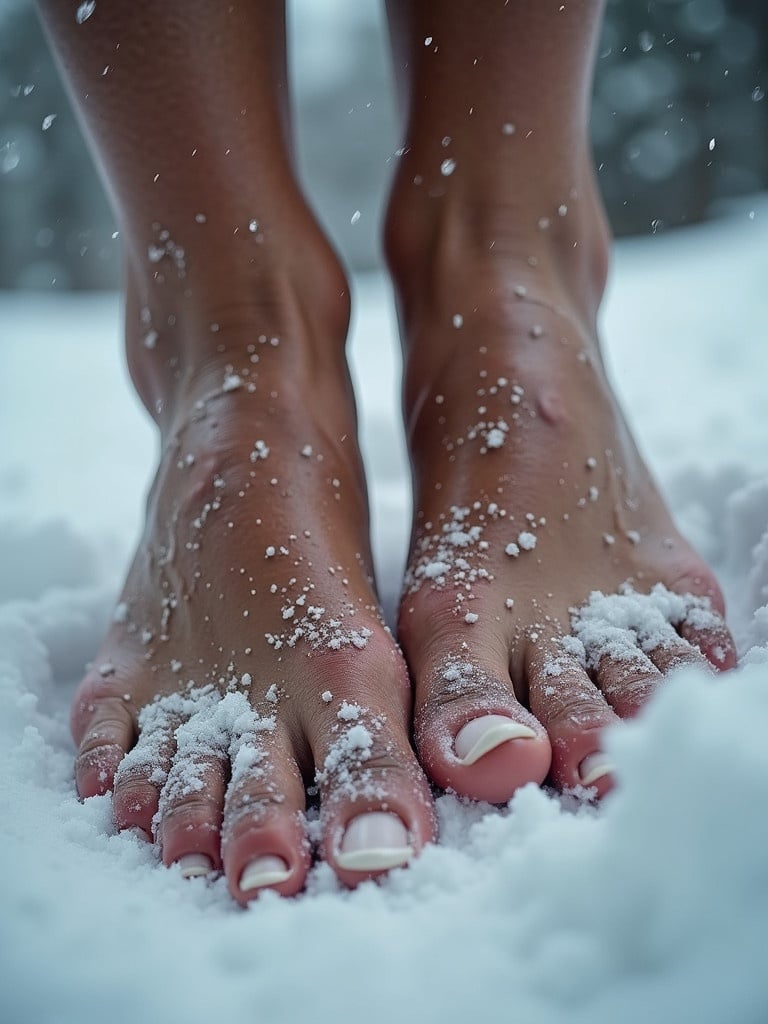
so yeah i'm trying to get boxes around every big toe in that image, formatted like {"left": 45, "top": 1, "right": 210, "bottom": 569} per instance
{"left": 407, "top": 621, "right": 551, "bottom": 803}
{"left": 669, "top": 569, "right": 737, "bottom": 670}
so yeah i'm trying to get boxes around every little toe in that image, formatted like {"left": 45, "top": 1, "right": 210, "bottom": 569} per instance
{"left": 412, "top": 649, "right": 551, "bottom": 804}
{"left": 527, "top": 646, "right": 620, "bottom": 796}
{"left": 310, "top": 694, "right": 436, "bottom": 888}
{"left": 72, "top": 682, "right": 135, "bottom": 798}
{"left": 222, "top": 728, "right": 310, "bottom": 904}
{"left": 670, "top": 572, "right": 738, "bottom": 670}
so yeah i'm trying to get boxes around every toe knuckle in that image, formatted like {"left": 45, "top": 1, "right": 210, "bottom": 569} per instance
{"left": 160, "top": 794, "right": 221, "bottom": 828}
{"left": 415, "top": 658, "right": 512, "bottom": 736}
{"left": 537, "top": 682, "right": 609, "bottom": 728}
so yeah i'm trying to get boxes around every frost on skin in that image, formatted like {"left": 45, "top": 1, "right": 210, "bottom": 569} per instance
{"left": 265, "top": 597, "right": 374, "bottom": 652}
{"left": 147, "top": 224, "right": 186, "bottom": 278}
{"left": 561, "top": 583, "right": 720, "bottom": 674}
{"left": 315, "top": 704, "right": 387, "bottom": 802}
{"left": 250, "top": 439, "right": 270, "bottom": 462}
{"left": 122, "top": 687, "right": 279, "bottom": 838}
{"left": 405, "top": 504, "right": 497, "bottom": 596}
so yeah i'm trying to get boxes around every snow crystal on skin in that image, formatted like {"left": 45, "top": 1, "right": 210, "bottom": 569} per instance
{"left": 460, "top": 417, "right": 510, "bottom": 455}
{"left": 147, "top": 225, "right": 186, "bottom": 277}
{"left": 315, "top": 707, "right": 387, "bottom": 802}
{"left": 485, "top": 427, "right": 506, "bottom": 449}
{"left": 115, "top": 686, "right": 219, "bottom": 792}
{"left": 440, "top": 658, "right": 480, "bottom": 695}
{"left": 517, "top": 531, "right": 537, "bottom": 551}
{"left": 224, "top": 698, "right": 279, "bottom": 827}
{"left": 250, "top": 439, "right": 269, "bottom": 462}
{"left": 265, "top": 599, "right": 374, "bottom": 653}
{"left": 568, "top": 583, "right": 720, "bottom": 672}
{"left": 156, "top": 690, "right": 276, "bottom": 834}
{"left": 337, "top": 701, "right": 361, "bottom": 721}
{"left": 405, "top": 504, "right": 496, "bottom": 596}
{"left": 222, "top": 374, "right": 242, "bottom": 393}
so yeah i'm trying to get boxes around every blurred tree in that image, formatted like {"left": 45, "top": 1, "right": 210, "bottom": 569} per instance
{"left": 0, "top": 0, "right": 765, "bottom": 288}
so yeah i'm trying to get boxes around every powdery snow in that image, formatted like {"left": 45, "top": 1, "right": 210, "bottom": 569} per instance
{"left": 1, "top": 203, "right": 768, "bottom": 1022}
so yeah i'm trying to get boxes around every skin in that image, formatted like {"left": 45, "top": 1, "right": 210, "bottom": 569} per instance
{"left": 37, "top": 0, "right": 735, "bottom": 903}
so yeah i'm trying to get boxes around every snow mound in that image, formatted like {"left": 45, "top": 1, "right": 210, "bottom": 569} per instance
{"left": 1, "top": 569, "right": 767, "bottom": 1023}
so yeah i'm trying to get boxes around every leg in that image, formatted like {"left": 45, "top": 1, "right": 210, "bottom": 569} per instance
{"left": 38, "top": 0, "right": 435, "bottom": 901}
{"left": 385, "top": 0, "right": 736, "bottom": 802}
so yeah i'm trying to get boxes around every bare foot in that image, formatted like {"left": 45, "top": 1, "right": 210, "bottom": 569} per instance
{"left": 387, "top": 170, "right": 736, "bottom": 805}
{"left": 71, "top": 246, "right": 435, "bottom": 904}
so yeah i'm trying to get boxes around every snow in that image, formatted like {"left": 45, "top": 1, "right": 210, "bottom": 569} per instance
{"left": 2, "top": 202, "right": 768, "bottom": 1022}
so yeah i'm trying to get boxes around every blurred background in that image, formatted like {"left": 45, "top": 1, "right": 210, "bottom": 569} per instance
{"left": 0, "top": 0, "right": 765, "bottom": 290}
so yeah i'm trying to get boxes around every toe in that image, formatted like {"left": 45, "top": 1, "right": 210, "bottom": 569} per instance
{"left": 306, "top": 672, "right": 436, "bottom": 887}
{"left": 72, "top": 679, "right": 135, "bottom": 798}
{"left": 646, "top": 631, "right": 711, "bottom": 676}
{"left": 411, "top": 642, "right": 550, "bottom": 804}
{"left": 594, "top": 651, "right": 663, "bottom": 718}
{"left": 159, "top": 751, "right": 227, "bottom": 876}
{"left": 112, "top": 702, "right": 180, "bottom": 839}
{"left": 670, "top": 570, "right": 737, "bottom": 670}
{"left": 528, "top": 643, "right": 620, "bottom": 797}
{"left": 222, "top": 725, "right": 309, "bottom": 904}
{"left": 157, "top": 696, "right": 234, "bottom": 875}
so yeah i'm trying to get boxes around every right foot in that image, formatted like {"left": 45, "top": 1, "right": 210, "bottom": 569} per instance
{"left": 71, "top": 244, "right": 435, "bottom": 904}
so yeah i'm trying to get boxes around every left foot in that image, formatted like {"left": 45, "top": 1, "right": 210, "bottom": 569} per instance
{"left": 387, "top": 169, "right": 736, "bottom": 804}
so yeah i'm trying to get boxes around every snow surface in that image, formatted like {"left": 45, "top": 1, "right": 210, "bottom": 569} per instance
{"left": 2, "top": 202, "right": 768, "bottom": 1023}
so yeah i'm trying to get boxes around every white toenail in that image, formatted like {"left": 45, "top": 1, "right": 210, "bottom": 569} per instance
{"left": 579, "top": 753, "right": 614, "bottom": 787}
{"left": 335, "top": 812, "right": 413, "bottom": 871}
{"left": 239, "top": 855, "right": 292, "bottom": 892}
{"left": 176, "top": 853, "right": 213, "bottom": 879}
{"left": 454, "top": 715, "right": 538, "bottom": 765}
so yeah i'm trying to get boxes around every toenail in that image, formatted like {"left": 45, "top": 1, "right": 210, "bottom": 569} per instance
{"left": 176, "top": 853, "right": 213, "bottom": 879}
{"left": 454, "top": 715, "right": 538, "bottom": 766}
{"left": 239, "top": 855, "right": 292, "bottom": 893}
{"left": 578, "top": 752, "right": 614, "bottom": 787}
{"left": 335, "top": 812, "right": 414, "bottom": 871}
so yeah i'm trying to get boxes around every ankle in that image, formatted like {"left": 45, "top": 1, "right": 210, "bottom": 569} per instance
{"left": 125, "top": 226, "right": 351, "bottom": 427}
{"left": 384, "top": 164, "right": 611, "bottom": 337}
